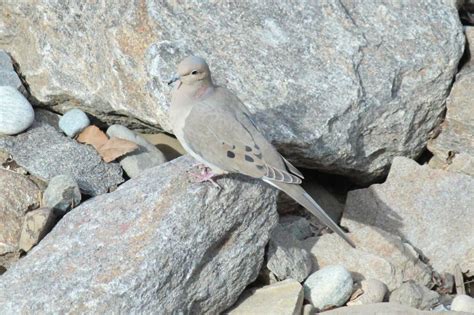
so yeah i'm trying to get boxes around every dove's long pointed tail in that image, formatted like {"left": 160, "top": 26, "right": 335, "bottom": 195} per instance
{"left": 264, "top": 180, "right": 355, "bottom": 248}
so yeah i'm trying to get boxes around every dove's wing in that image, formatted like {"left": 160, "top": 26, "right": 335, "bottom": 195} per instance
{"left": 182, "top": 87, "right": 302, "bottom": 184}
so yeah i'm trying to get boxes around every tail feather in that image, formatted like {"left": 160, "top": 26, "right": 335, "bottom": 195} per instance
{"left": 265, "top": 179, "right": 355, "bottom": 248}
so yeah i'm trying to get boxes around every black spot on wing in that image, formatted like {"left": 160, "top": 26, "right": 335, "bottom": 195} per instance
{"left": 256, "top": 165, "right": 264, "bottom": 170}
{"left": 245, "top": 146, "right": 252, "bottom": 152}
{"left": 227, "top": 151, "right": 235, "bottom": 158}
{"left": 254, "top": 152, "right": 262, "bottom": 159}
{"left": 254, "top": 144, "right": 260, "bottom": 150}
{"left": 244, "top": 155, "right": 254, "bottom": 162}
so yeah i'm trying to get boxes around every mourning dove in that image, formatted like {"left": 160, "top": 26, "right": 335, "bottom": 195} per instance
{"left": 168, "top": 56, "right": 355, "bottom": 247}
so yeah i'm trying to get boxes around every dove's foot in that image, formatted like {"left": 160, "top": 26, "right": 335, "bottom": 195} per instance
{"left": 189, "top": 166, "right": 222, "bottom": 189}
{"left": 191, "top": 162, "right": 207, "bottom": 169}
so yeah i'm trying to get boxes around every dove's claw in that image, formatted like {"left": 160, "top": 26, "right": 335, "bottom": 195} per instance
{"left": 189, "top": 166, "right": 222, "bottom": 189}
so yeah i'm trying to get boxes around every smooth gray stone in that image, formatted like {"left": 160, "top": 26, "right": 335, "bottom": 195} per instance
{"left": 58, "top": 108, "right": 90, "bottom": 137}
{"left": 42, "top": 174, "right": 81, "bottom": 215}
{"left": 106, "top": 124, "right": 166, "bottom": 178}
{"left": 0, "top": 86, "right": 34, "bottom": 135}
{"left": 303, "top": 265, "right": 353, "bottom": 311}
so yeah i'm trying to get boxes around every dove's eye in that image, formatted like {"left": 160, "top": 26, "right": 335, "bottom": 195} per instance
{"left": 191, "top": 70, "right": 198, "bottom": 75}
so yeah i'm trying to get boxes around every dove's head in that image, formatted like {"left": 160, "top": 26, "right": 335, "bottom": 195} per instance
{"left": 168, "top": 56, "right": 212, "bottom": 88}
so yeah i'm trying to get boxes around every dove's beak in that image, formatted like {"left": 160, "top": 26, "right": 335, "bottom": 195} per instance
{"left": 167, "top": 74, "right": 180, "bottom": 86}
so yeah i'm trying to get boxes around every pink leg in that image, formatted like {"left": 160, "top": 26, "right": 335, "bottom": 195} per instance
{"left": 188, "top": 166, "right": 222, "bottom": 189}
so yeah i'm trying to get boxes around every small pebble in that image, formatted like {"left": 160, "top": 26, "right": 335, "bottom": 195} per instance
{"left": 347, "top": 279, "right": 387, "bottom": 306}
{"left": 0, "top": 86, "right": 34, "bottom": 135}
{"left": 451, "top": 294, "right": 474, "bottom": 313}
{"left": 106, "top": 124, "right": 166, "bottom": 178}
{"left": 389, "top": 281, "right": 439, "bottom": 310}
{"left": 59, "top": 108, "right": 90, "bottom": 137}
{"left": 303, "top": 265, "right": 353, "bottom": 311}
{"left": 42, "top": 174, "right": 81, "bottom": 215}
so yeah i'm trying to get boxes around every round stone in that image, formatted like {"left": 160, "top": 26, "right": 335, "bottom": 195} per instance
{"left": 42, "top": 174, "right": 81, "bottom": 215}
{"left": 59, "top": 108, "right": 90, "bottom": 137}
{"left": 0, "top": 86, "right": 34, "bottom": 135}
{"left": 451, "top": 294, "right": 474, "bottom": 313}
{"left": 303, "top": 265, "right": 353, "bottom": 310}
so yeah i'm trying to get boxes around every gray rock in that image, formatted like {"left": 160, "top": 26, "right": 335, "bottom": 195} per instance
{"left": 266, "top": 225, "right": 313, "bottom": 282}
{"left": 0, "top": 50, "right": 14, "bottom": 71}
{"left": 0, "top": 2, "right": 464, "bottom": 181}
{"left": 302, "top": 226, "right": 433, "bottom": 291}
{"left": 428, "top": 67, "right": 474, "bottom": 177}
{"left": 18, "top": 207, "right": 56, "bottom": 252}
{"left": 0, "top": 156, "right": 278, "bottom": 314}
{"left": 322, "top": 302, "right": 465, "bottom": 315}
{"left": 58, "top": 108, "right": 90, "bottom": 137}
{"left": 42, "top": 174, "right": 81, "bottom": 215}
{"left": 389, "top": 281, "right": 439, "bottom": 310}
{"left": 0, "top": 86, "right": 34, "bottom": 135}
{"left": 106, "top": 124, "right": 166, "bottom": 178}
{"left": 279, "top": 215, "right": 313, "bottom": 241}
{"left": 0, "top": 169, "right": 41, "bottom": 271}
{"left": 342, "top": 157, "right": 474, "bottom": 274}
{"left": 451, "top": 295, "right": 474, "bottom": 313}
{"left": 0, "top": 50, "right": 25, "bottom": 93}
{"left": 303, "top": 265, "right": 353, "bottom": 311}
{"left": 347, "top": 279, "right": 388, "bottom": 306}
{"left": 0, "top": 122, "right": 124, "bottom": 196}
{"left": 227, "top": 279, "right": 304, "bottom": 315}
{"left": 34, "top": 108, "right": 61, "bottom": 131}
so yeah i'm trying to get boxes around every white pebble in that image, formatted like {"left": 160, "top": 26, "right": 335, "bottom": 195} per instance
{"left": 59, "top": 108, "right": 90, "bottom": 137}
{"left": 0, "top": 86, "right": 34, "bottom": 135}
{"left": 303, "top": 265, "right": 353, "bottom": 310}
{"left": 451, "top": 294, "right": 474, "bottom": 313}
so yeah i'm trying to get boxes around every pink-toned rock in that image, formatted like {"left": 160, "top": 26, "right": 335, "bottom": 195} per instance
{"left": 342, "top": 157, "right": 474, "bottom": 274}
{"left": 0, "top": 169, "right": 41, "bottom": 271}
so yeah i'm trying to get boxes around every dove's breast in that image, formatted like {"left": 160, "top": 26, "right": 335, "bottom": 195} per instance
{"left": 170, "top": 93, "right": 226, "bottom": 174}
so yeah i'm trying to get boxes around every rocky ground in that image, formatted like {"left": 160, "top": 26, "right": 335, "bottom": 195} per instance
{"left": 0, "top": 1, "right": 474, "bottom": 314}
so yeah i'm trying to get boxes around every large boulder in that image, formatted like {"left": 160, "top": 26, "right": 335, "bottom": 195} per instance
{"left": 342, "top": 157, "right": 474, "bottom": 274}
{"left": 0, "top": 1, "right": 464, "bottom": 181}
{"left": 0, "top": 156, "right": 278, "bottom": 314}
{"left": 0, "top": 122, "right": 123, "bottom": 196}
